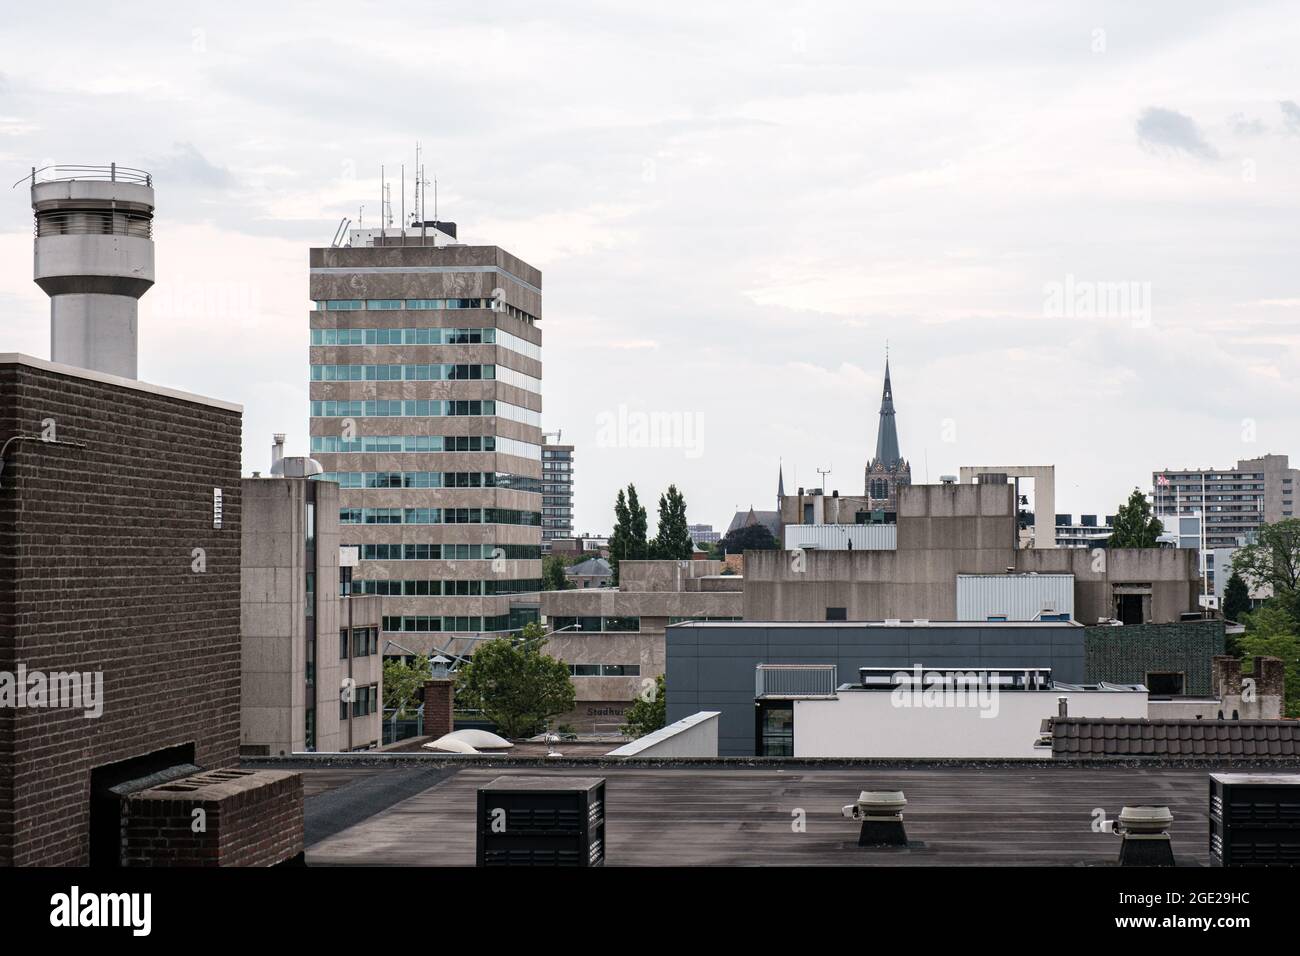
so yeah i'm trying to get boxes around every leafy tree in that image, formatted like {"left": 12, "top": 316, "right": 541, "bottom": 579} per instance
{"left": 383, "top": 654, "right": 430, "bottom": 717}
{"left": 1223, "top": 571, "right": 1251, "bottom": 623}
{"left": 609, "top": 484, "right": 649, "bottom": 583}
{"left": 455, "top": 624, "right": 575, "bottom": 738}
{"left": 1239, "top": 617, "right": 1300, "bottom": 719}
{"left": 1106, "top": 488, "right": 1164, "bottom": 548}
{"left": 621, "top": 674, "right": 666, "bottom": 737}
{"left": 1231, "top": 518, "right": 1300, "bottom": 595}
{"left": 717, "top": 522, "right": 779, "bottom": 555}
{"left": 542, "top": 553, "right": 572, "bottom": 591}
{"left": 651, "top": 484, "right": 693, "bottom": 560}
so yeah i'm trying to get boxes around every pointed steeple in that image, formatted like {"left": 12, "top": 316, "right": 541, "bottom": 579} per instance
{"left": 874, "top": 353, "right": 901, "bottom": 469}
{"left": 777, "top": 460, "right": 785, "bottom": 502}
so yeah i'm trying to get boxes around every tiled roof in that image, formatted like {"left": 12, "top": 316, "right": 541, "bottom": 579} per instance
{"left": 1052, "top": 718, "right": 1300, "bottom": 758}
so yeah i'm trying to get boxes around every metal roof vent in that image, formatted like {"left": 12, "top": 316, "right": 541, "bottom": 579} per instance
{"left": 1114, "top": 806, "right": 1175, "bottom": 866}
{"left": 842, "top": 790, "right": 908, "bottom": 846}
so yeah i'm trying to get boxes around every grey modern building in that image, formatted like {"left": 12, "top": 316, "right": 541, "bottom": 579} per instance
{"left": 308, "top": 222, "right": 544, "bottom": 659}
{"left": 1153, "top": 454, "right": 1298, "bottom": 550}
{"left": 541, "top": 437, "right": 574, "bottom": 550}
{"left": 666, "top": 620, "right": 1087, "bottom": 756}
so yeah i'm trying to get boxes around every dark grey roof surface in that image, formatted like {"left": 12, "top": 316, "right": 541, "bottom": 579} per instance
{"left": 282, "top": 763, "right": 1252, "bottom": 866}
{"left": 566, "top": 557, "right": 612, "bottom": 577}
{"left": 1052, "top": 718, "right": 1300, "bottom": 759}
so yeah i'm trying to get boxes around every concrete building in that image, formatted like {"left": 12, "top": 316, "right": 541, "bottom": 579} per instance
{"left": 241, "top": 445, "right": 383, "bottom": 756}
{"left": 1054, "top": 513, "right": 1114, "bottom": 549}
{"left": 541, "top": 436, "right": 574, "bottom": 550}
{"left": 1153, "top": 454, "right": 1299, "bottom": 550}
{"left": 960, "top": 465, "right": 1057, "bottom": 549}
{"left": 540, "top": 559, "right": 743, "bottom": 731}
{"left": 747, "top": 483, "right": 1199, "bottom": 626}
{"left": 309, "top": 221, "right": 544, "bottom": 660}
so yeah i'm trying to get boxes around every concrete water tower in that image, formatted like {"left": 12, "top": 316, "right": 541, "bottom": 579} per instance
{"left": 28, "top": 163, "right": 155, "bottom": 379}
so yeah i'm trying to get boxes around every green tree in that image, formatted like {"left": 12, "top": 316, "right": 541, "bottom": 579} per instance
{"left": 455, "top": 624, "right": 575, "bottom": 738}
{"left": 651, "top": 484, "right": 693, "bottom": 560}
{"left": 542, "top": 553, "right": 572, "bottom": 591}
{"left": 1239, "top": 607, "right": 1300, "bottom": 718}
{"left": 1231, "top": 518, "right": 1300, "bottom": 595}
{"left": 717, "top": 522, "right": 778, "bottom": 555}
{"left": 609, "top": 484, "right": 649, "bottom": 583}
{"left": 621, "top": 674, "right": 666, "bottom": 737}
{"left": 1223, "top": 571, "right": 1251, "bottom": 623}
{"left": 1106, "top": 488, "right": 1164, "bottom": 548}
{"left": 383, "top": 654, "right": 431, "bottom": 717}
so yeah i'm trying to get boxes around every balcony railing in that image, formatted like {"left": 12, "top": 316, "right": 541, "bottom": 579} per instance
{"left": 755, "top": 663, "right": 838, "bottom": 699}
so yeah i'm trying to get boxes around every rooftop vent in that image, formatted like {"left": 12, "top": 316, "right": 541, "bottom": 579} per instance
{"left": 842, "top": 790, "right": 909, "bottom": 846}
{"left": 1114, "top": 806, "right": 1175, "bottom": 866}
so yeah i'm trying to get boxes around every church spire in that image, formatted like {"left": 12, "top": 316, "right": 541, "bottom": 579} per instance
{"left": 874, "top": 352, "right": 901, "bottom": 469}
{"left": 777, "top": 460, "right": 785, "bottom": 502}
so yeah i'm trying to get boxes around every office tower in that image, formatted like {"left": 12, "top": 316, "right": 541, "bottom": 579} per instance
{"left": 542, "top": 437, "right": 574, "bottom": 550}
{"left": 308, "top": 220, "right": 544, "bottom": 660}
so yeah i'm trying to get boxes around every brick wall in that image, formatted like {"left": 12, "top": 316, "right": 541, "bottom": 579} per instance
{"left": 1084, "top": 620, "right": 1225, "bottom": 696}
{"left": 121, "top": 769, "right": 303, "bottom": 866}
{"left": 0, "top": 358, "right": 243, "bottom": 865}
{"left": 423, "top": 679, "right": 454, "bottom": 738}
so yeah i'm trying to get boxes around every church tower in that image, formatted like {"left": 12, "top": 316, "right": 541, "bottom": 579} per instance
{"left": 864, "top": 354, "right": 911, "bottom": 519}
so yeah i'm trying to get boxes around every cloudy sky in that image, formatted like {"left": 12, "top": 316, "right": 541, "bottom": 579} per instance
{"left": 2, "top": 1, "right": 1298, "bottom": 534}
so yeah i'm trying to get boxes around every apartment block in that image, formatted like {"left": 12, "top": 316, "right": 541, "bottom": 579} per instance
{"left": 1153, "top": 454, "right": 1298, "bottom": 549}
{"left": 542, "top": 438, "right": 574, "bottom": 550}
{"left": 308, "top": 224, "right": 544, "bottom": 659}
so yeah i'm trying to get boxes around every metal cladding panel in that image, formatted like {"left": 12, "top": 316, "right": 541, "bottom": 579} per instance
{"left": 783, "top": 523, "right": 897, "bottom": 550}
{"left": 956, "top": 574, "right": 1075, "bottom": 621}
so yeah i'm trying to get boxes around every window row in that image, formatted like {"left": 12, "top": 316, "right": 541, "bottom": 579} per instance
{"left": 382, "top": 615, "right": 515, "bottom": 633}
{"left": 351, "top": 578, "right": 542, "bottom": 596}
{"left": 310, "top": 398, "right": 540, "bottom": 425}
{"left": 547, "top": 616, "right": 641, "bottom": 633}
{"left": 318, "top": 471, "right": 541, "bottom": 492}
{"left": 311, "top": 363, "right": 540, "bottom": 391}
{"left": 312, "top": 326, "right": 541, "bottom": 360}
{"left": 343, "top": 683, "right": 380, "bottom": 719}
{"left": 310, "top": 434, "right": 541, "bottom": 460}
{"left": 352, "top": 543, "right": 541, "bottom": 561}
{"left": 340, "top": 507, "right": 542, "bottom": 526}
{"left": 315, "top": 298, "right": 539, "bottom": 323}
{"left": 568, "top": 664, "right": 642, "bottom": 677}
{"left": 340, "top": 626, "right": 380, "bottom": 659}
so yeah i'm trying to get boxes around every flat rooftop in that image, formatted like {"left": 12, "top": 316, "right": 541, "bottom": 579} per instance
{"left": 257, "top": 761, "right": 1267, "bottom": 866}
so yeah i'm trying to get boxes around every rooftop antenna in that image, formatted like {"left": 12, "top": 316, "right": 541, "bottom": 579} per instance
{"left": 379, "top": 165, "right": 385, "bottom": 240}
{"left": 817, "top": 465, "right": 831, "bottom": 491}
{"left": 420, "top": 162, "right": 428, "bottom": 244}
{"left": 400, "top": 164, "right": 405, "bottom": 241}
{"left": 358, "top": 204, "right": 364, "bottom": 229}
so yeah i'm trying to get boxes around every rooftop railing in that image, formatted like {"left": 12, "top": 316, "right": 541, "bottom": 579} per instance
{"left": 13, "top": 163, "right": 152, "bottom": 188}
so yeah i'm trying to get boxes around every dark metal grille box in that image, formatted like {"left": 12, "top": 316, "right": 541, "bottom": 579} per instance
{"left": 1210, "top": 773, "right": 1300, "bottom": 867}
{"left": 476, "top": 776, "right": 606, "bottom": 867}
